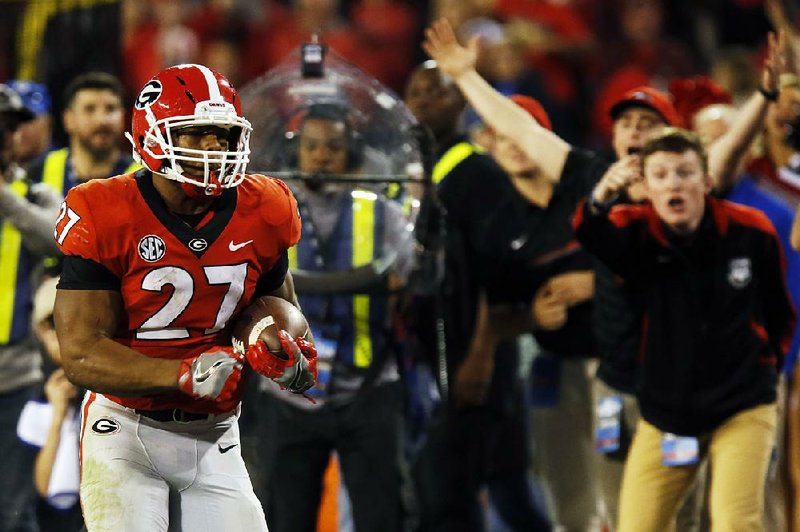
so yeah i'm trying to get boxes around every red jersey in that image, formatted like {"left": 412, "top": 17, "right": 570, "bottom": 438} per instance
{"left": 55, "top": 171, "right": 301, "bottom": 413}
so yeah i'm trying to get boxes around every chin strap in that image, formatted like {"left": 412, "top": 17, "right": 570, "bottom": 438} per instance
{"left": 180, "top": 180, "right": 222, "bottom": 200}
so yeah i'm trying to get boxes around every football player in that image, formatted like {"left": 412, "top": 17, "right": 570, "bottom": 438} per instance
{"left": 53, "top": 64, "right": 316, "bottom": 531}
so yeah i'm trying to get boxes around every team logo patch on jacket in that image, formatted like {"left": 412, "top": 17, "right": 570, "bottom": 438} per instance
{"left": 727, "top": 257, "right": 752, "bottom": 289}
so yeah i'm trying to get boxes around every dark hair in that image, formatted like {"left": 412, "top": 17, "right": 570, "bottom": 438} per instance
{"left": 63, "top": 71, "right": 125, "bottom": 108}
{"left": 640, "top": 127, "right": 708, "bottom": 173}
{"left": 286, "top": 102, "right": 363, "bottom": 170}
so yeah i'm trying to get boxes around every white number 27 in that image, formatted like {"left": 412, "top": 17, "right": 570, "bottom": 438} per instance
{"left": 136, "top": 263, "right": 248, "bottom": 340}
{"left": 54, "top": 202, "right": 81, "bottom": 245}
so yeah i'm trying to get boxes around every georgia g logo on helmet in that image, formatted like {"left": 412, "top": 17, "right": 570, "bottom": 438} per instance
{"left": 135, "top": 80, "right": 163, "bottom": 110}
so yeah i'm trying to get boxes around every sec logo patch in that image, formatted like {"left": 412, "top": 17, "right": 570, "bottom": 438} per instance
{"left": 139, "top": 234, "right": 166, "bottom": 262}
{"left": 91, "top": 418, "right": 120, "bottom": 435}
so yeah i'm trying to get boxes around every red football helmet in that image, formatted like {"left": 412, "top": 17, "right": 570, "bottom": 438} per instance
{"left": 127, "top": 64, "right": 252, "bottom": 196}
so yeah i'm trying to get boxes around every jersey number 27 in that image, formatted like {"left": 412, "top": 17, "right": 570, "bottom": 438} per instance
{"left": 137, "top": 263, "right": 248, "bottom": 340}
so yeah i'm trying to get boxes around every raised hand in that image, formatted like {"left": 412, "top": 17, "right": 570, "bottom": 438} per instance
{"left": 762, "top": 31, "right": 788, "bottom": 96}
{"left": 422, "top": 18, "right": 479, "bottom": 80}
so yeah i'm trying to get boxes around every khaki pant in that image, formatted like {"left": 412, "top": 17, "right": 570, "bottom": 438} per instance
{"left": 618, "top": 403, "right": 777, "bottom": 532}
{"left": 593, "top": 379, "right": 705, "bottom": 532}
{"left": 530, "top": 356, "right": 601, "bottom": 531}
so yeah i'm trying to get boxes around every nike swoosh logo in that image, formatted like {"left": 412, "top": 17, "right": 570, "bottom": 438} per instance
{"left": 510, "top": 236, "right": 527, "bottom": 250}
{"left": 228, "top": 239, "right": 253, "bottom": 251}
{"left": 218, "top": 444, "right": 238, "bottom": 454}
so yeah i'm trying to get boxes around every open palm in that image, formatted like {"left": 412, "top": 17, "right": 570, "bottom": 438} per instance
{"left": 422, "top": 18, "right": 479, "bottom": 79}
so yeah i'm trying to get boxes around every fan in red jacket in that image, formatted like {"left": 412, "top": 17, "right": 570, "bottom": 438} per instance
{"left": 574, "top": 127, "right": 795, "bottom": 532}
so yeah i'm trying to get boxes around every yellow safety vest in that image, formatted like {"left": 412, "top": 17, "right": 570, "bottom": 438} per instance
{"left": 41, "top": 147, "right": 140, "bottom": 194}
{"left": 289, "top": 191, "right": 378, "bottom": 367}
{"left": 0, "top": 180, "right": 33, "bottom": 343}
{"left": 432, "top": 142, "right": 482, "bottom": 185}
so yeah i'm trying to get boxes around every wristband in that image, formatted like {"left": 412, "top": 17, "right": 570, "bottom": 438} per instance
{"left": 759, "top": 86, "right": 779, "bottom": 102}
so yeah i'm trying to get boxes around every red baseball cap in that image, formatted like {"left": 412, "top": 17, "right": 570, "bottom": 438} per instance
{"left": 510, "top": 94, "right": 552, "bottom": 131}
{"left": 609, "top": 86, "right": 682, "bottom": 127}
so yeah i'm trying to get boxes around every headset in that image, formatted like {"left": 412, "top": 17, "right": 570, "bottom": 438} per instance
{"left": 284, "top": 102, "right": 364, "bottom": 171}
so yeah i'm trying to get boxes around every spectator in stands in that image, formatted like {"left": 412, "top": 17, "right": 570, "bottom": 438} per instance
{"left": 424, "top": 18, "right": 787, "bottom": 531}
{"left": 591, "top": 0, "right": 695, "bottom": 140}
{"left": 0, "top": 83, "right": 62, "bottom": 532}
{"left": 121, "top": 0, "right": 201, "bottom": 97}
{"left": 20, "top": 277, "right": 83, "bottom": 532}
{"left": 27, "top": 72, "right": 138, "bottom": 197}
{"left": 405, "top": 61, "right": 550, "bottom": 532}
{"left": 242, "top": 0, "right": 359, "bottom": 81}
{"left": 747, "top": 73, "right": 800, "bottom": 204}
{"left": 575, "top": 127, "right": 794, "bottom": 532}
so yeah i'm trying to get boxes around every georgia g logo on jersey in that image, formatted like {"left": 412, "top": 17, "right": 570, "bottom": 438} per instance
{"left": 135, "top": 80, "right": 162, "bottom": 109}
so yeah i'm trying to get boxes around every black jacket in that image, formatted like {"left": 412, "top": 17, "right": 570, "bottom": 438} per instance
{"left": 574, "top": 197, "right": 795, "bottom": 435}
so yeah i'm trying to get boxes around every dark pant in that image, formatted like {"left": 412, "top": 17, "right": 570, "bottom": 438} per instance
{"left": 412, "top": 347, "right": 551, "bottom": 532}
{"left": 0, "top": 384, "right": 41, "bottom": 532}
{"left": 259, "top": 382, "right": 406, "bottom": 532}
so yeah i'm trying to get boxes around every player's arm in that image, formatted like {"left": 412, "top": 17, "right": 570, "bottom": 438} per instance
{"left": 55, "top": 288, "right": 182, "bottom": 395}
{"left": 423, "top": 18, "right": 571, "bottom": 183}
{"left": 265, "top": 266, "right": 300, "bottom": 309}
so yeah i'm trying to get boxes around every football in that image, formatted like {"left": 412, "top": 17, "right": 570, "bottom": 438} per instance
{"left": 231, "top": 296, "right": 309, "bottom": 356}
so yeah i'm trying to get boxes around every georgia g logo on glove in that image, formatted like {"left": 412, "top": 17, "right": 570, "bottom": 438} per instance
{"left": 246, "top": 330, "right": 318, "bottom": 394}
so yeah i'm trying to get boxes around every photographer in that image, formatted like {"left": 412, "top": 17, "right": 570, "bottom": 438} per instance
{"left": 0, "top": 83, "right": 62, "bottom": 531}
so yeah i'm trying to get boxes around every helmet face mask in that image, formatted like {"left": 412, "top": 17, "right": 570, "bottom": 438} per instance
{"left": 128, "top": 64, "right": 252, "bottom": 195}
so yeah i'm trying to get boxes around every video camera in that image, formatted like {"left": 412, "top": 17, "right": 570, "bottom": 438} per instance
{"left": 0, "top": 84, "right": 34, "bottom": 172}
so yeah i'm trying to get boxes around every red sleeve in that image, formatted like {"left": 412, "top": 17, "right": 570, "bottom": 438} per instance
{"left": 54, "top": 186, "right": 101, "bottom": 262}
{"left": 258, "top": 176, "right": 302, "bottom": 250}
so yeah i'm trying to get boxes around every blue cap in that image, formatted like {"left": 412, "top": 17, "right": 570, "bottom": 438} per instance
{"left": 6, "top": 80, "right": 51, "bottom": 116}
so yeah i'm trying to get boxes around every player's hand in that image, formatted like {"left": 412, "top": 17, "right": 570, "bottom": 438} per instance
{"left": 532, "top": 283, "right": 568, "bottom": 331}
{"left": 592, "top": 155, "right": 641, "bottom": 204}
{"left": 178, "top": 347, "right": 244, "bottom": 402}
{"left": 423, "top": 18, "right": 479, "bottom": 80}
{"left": 246, "top": 331, "right": 318, "bottom": 394}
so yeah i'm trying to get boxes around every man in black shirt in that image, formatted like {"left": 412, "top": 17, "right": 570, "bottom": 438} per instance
{"left": 405, "top": 62, "right": 550, "bottom": 532}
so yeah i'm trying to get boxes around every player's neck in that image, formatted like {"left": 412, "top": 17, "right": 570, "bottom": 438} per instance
{"left": 70, "top": 142, "right": 120, "bottom": 183}
{"left": 151, "top": 173, "right": 215, "bottom": 215}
